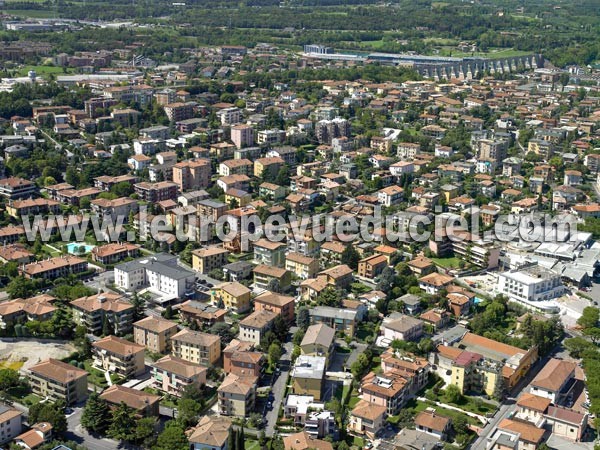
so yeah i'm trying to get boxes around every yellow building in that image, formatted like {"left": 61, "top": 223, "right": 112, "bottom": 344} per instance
{"left": 171, "top": 329, "right": 221, "bottom": 366}
{"left": 192, "top": 246, "right": 229, "bottom": 274}
{"left": 291, "top": 355, "right": 326, "bottom": 400}
{"left": 211, "top": 281, "right": 252, "bottom": 313}
{"left": 133, "top": 316, "right": 179, "bottom": 354}
{"left": 217, "top": 373, "right": 258, "bottom": 417}
{"left": 285, "top": 252, "right": 319, "bottom": 280}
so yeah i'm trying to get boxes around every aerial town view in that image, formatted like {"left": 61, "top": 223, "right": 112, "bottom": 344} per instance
{"left": 0, "top": 0, "right": 598, "bottom": 449}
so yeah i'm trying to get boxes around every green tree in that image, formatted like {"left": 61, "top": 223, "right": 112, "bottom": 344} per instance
{"left": 80, "top": 392, "right": 111, "bottom": 435}
{"left": 107, "top": 402, "right": 136, "bottom": 442}
{"left": 134, "top": 417, "right": 157, "bottom": 447}
{"left": 130, "top": 291, "right": 146, "bottom": 321}
{"left": 341, "top": 246, "right": 360, "bottom": 270}
{"left": 28, "top": 402, "right": 67, "bottom": 436}
{"left": 578, "top": 307, "right": 599, "bottom": 330}
{"left": 155, "top": 421, "right": 189, "bottom": 450}
{"left": 177, "top": 398, "right": 202, "bottom": 428}
{"left": 0, "top": 369, "right": 19, "bottom": 391}
{"left": 268, "top": 342, "right": 282, "bottom": 367}
{"left": 296, "top": 307, "right": 310, "bottom": 330}
{"left": 444, "top": 384, "right": 463, "bottom": 404}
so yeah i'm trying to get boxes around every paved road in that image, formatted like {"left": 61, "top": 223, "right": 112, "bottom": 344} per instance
{"left": 265, "top": 340, "right": 294, "bottom": 437}
{"left": 65, "top": 407, "right": 120, "bottom": 450}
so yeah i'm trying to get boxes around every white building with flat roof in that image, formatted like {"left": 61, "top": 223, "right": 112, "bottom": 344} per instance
{"left": 497, "top": 264, "right": 565, "bottom": 304}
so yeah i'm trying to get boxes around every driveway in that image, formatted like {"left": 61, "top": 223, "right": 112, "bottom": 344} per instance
{"left": 265, "top": 340, "right": 294, "bottom": 437}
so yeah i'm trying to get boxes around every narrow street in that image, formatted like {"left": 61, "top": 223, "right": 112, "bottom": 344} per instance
{"left": 265, "top": 339, "right": 294, "bottom": 437}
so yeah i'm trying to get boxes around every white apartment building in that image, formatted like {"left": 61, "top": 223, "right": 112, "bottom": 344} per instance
{"left": 114, "top": 253, "right": 196, "bottom": 298}
{"left": 497, "top": 264, "right": 565, "bottom": 304}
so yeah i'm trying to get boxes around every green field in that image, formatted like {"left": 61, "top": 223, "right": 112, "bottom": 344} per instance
{"left": 4, "top": 9, "right": 58, "bottom": 18}
{"left": 17, "top": 65, "right": 70, "bottom": 77}
{"left": 431, "top": 257, "right": 462, "bottom": 269}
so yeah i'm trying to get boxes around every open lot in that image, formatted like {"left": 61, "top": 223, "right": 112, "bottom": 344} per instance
{"left": 0, "top": 339, "right": 76, "bottom": 372}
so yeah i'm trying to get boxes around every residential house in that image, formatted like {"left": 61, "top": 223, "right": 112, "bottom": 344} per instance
{"left": 285, "top": 252, "right": 319, "bottom": 280}
{"left": 381, "top": 314, "right": 424, "bottom": 342}
{"left": 254, "top": 239, "right": 287, "bottom": 268}
{"left": 348, "top": 400, "right": 387, "bottom": 439}
{"left": 0, "top": 406, "right": 23, "bottom": 445}
{"left": 357, "top": 254, "right": 388, "bottom": 279}
{"left": 529, "top": 358, "right": 576, "bottom": 404}
{"left": 253, "top": 265, "right": 292, "bottom": 291}
{"left": 100, "top": 385, "right": 160, "bottom": 417}
{"left": 418, "top": 273, "right": 454, "bottom": 295}
{"left": 283, "top": 431, "right": 333, "bottom": 450}
{"left": 179, "top": 301, "right": 226, "bottom": 328}
{"left": 187, "top": 416, "right": 232, "bottom": 450}
{"left": 309, "top": 306, "right": 357, "bottom": 336}
{"left": 414, "top": 411, "right": 451, "bottom": 441}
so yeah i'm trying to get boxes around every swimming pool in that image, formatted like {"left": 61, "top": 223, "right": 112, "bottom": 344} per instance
{"left": 66, "top": 242, "right": 95, "bottom": 255}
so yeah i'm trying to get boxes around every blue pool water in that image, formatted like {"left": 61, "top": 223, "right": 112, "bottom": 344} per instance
{"left": 474, "top": 297, "right": 483, "bottom": 304}
{"left": 66, "top": 242, "right": 95, "bottom": 254}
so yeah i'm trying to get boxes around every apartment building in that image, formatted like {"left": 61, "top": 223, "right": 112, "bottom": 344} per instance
{"left": 91, "top": 243, "right": 141, "bottom": 265}
{"left": 361, "top": 370, "right": 410, "bottom": 415}
{"left": 152, "top": 355, "right": 207, "bottom": 397}
{"left": 381, "top": 314, "right": 424, "bottom": 342}
{"left": 0, "top": 294, "right": 56, "bottom": 329}
{"left": 0, "top": 177, "right": 38, "bottom": 199}
{"left": 217, "top": 373, "right": 258, "bottom": 417}
{"left": 223, "top": 339, "right": 265, "bottom": 377}
{"left": 216, "top": 107, "right": 241, "bottom": 126}
{"left": 173, "top": 159, "right": 211, "bottom": 191}
{"left": 254, "top": 157, "right": 284, "bottom": 178}
{"left": 171, "top": 329, "right": 221, "bottom": 366}
{"left": 231, "top": 124, "right": 254, "bottom": 149}
{"left": 133, "top": 316, "right": 179, "bottom": 354}
{"left": 6, "top": 198, "right": 60, "bottom": 218}
{"left": 219, "top": 159, "right": 253, "bottom": 177}
{"left": 114, "top": 253, "right": 196, "bottom": 298}
{"left": 92, "top": 335, "right": 146, "bottom": 379}
{"left": 90, "top": 197, "right": 138, "bottom": 222}
{"left": 418, "top": 272, "right": 454, "bottom": 295}
{"left": 497, "top": 264, "right": 565, "bottom": 305}
{"left": 238, "top": 310, "right": 278, "bottom": 345}
{"left": 529, "top": 358, "right": 576, "bottom": 404}
{"left": 211, "top": 281, "right": 252, "bottom": 313}
{"left": 285, "top": 252, "right": 319, "bottom": 279}
{"left": 254, "top": 291, "right": 296, "bottom": 324}
{"left": 309, "top": 306, "right": 357, "bottom": 336}
{"left": 20, "top": 255, "right": 87, "bottom": 280}
{"left": 253, "top": 239, "right": 286, "bottom": 268}
{"left": 164, "top": 102, "right": 195, "bottom": 122}
{"left": 300, "top": 324, "right": 335, "bottom": 366}
{"left": 253, "top": 265, "right": 292, "bottom": 291}
{"left": 291, "top": 355, "right": 326, "bottom": 400}
{"left": 134, "top": 181, "right": 178, "bottom": 202}
{"left": 28, "top": 359, "right": 88, "bottom": 406}
{"left": 192, "top": 247, "right": 229, "bottom": 274}
{"left": 71, "top": 292, "right": 134, "bottom": 335}
{"left": 357, "top": 254, "right": 388, "bottom": 280}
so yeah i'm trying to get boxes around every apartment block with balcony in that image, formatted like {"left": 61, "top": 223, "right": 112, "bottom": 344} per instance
{"left": 100, "top": 385, "right": 160, "bottom": 417}
{"left": 217, "top": 373, "right": 258, "bottom": 417}
{"left": 192, "top": 246, "right": 229, "bottom": 274}
{"left": 171, "top": 329, "right": 221, "bottom": 366}
{"left": 360, "top": 370, "right": 410, "bottom": 415}
{"left": 291, "top": 355, "right": 326, "bottom": 401}
{"left": 253, "top": 239, "right": 286, "bottom": 268}
{"left": 223, "top": 339, "right": 265, "bottom": 377}
{"left": 133, "top": 316, "right": 179, "bottom": 354}
{"left": 92, "top": 335, "right": 146, "bottom": 379}
{"left": 348, "top": 400, "right": 387, "bottom": 439}
{"left": 70, "top": 292, "right": 134, "bottom": 336}
{"left": 285, "top": 252, "right": 319, "bottom": 280}
{"left": 238, "top": 310, "right": 277, "bottom": 345}
{"left": 173, "top": 159, "right": 211, "bottom": 192}
{"left": 152, "top": 355, "right": 207, "bottom": 397}
{"left": 28, "top": 359, "right": 88, "bottom": 406}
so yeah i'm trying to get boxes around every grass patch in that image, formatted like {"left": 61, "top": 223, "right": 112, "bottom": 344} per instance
{"left": 83, "top": 360, "right": 109, "bottom": 388}
{"left": 4, "top": 9, "right": 58, "bottom": 17}
{"left": 348, "top": 396, "right": 361, "bottom": 409}
{"left": 0, "top": 360, "right": 24, "bottom": 370}
{"left": 21, "top": 393, "right": 42, "bottom": 406}
{"left": 245, "top": 440, "right": 261, "bottom": 450}
{"left": 411, "top": 399, "right": 479, "bottom": 425}
{"left": 16, "top": 65, "right": 71, "bottom": 77}
{"left": 431, "top": 257, "right": 462, "bottom": 269}
{"left": 351, "top": 436, "right": 365, "bottom": 447}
